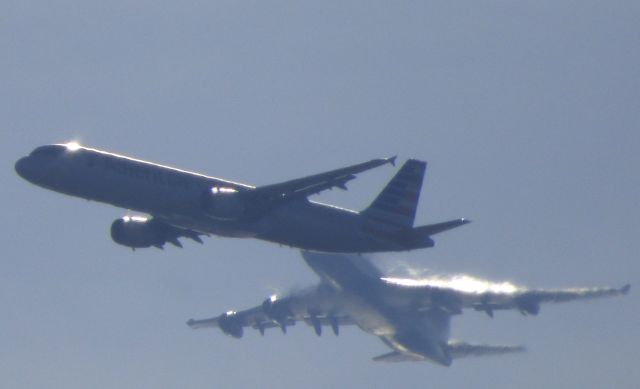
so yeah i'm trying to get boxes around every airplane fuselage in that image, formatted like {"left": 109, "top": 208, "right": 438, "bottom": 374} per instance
{"left": 190, "top": 251, "right": 627, "bottom": 365}
{"left": 14, "top": 144, "right": 408, "bottom": 252}
{"left": 301, "top": 251, "right": 453, "bottom": 364}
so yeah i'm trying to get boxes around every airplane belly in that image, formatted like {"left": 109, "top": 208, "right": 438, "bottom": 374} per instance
{"left": 338, "top": 296, "right": 396, "bottom": 336}
{"left": 256, "top": 202, "right": 382, "bottom": 252}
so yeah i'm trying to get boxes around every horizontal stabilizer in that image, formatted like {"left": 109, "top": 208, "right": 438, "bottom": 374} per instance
{"left": 373, "top": 342, "right": 524, "bottom": 363}
{"left": 446, "top": 341, "right": 525, "bottom": 359}
{"left": 373, "top": 351, "right": 423, "bottom": 363}
{"left": 413, "top": 218, "right": 471, "bottom": 236}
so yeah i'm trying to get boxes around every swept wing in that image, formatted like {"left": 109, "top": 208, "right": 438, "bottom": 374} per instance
{"left": 468, "top": 284, "right": 631, "bottom": 316}
{"left": 254, "top": 156, "right": 396, "bottom": 201}
{"left": 199, "top": 156, "right": 397, "bottom": 222}
{"left": 382, "top": 277, "right": 630, "bottom": 317}
{"left": 187, "top": 285, "right": 354, "bottom": 337}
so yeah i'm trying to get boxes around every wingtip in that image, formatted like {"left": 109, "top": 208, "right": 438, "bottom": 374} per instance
{"left": 621, "top": 284, "right": 631, "bottom": 295}
{"left": 460, "top": 218, "right": 472, "bottom": 225}
{"left": 513, "top": 345, "right": 527, "bottom": 353}
{"left": 387, "top": 155, "right": 397, "bottom": 166}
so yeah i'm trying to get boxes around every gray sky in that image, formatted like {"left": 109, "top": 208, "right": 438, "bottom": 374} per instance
{"left": 2, "top": 1, "right": 638, "bottom": 388}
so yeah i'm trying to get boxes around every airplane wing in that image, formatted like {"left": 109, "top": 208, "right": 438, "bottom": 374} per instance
{"left": 381, "top": 278, "right": 630, "bottom": 317}
{"left": 468, "top": 284, "right": 631, "bottom": 316}
{"left": 254, "top": 156, "right": 396, "bottom": 202}
{"left": 187, "top": 284, "right": 355, "bottom": 338}
{"left": 187, "top": 306, "right": 282, "bottom": 337}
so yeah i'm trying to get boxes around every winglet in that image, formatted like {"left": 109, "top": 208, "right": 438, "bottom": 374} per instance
{"left": 621, "top": 284, "right": 631, "bottom": 295}
{"left": 387, "top": 155, "right": 397, "bottom": 167}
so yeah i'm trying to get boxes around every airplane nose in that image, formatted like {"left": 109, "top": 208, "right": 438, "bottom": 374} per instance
{"left": 14, "top": 157, "right": 32, "bottom": 180}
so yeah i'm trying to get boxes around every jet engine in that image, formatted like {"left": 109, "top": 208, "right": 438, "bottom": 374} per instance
{"left": 262, "top": 295, "right": 292, "bottom": 332}
{"left": 516, "top": 296, "right": 540, "bottom": 315}
{"left": 110, "top": 216, "right": 203, "bottom": 249}
{"left": 218, "top": 311, "right": 244, "bottom": 338}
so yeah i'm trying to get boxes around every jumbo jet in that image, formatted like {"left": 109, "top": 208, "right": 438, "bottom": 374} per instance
{"left": 187, "top": 252, "right": 630, "bottom": 366}
{"left": 14, "top": 142, "right": 469, "bottom": 252}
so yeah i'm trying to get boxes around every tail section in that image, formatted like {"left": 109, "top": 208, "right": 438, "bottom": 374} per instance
{"left": 362, "top": 158, "right": 470, "bottom": 250}
{"left": 362, "top": 159, "right": 427, "bottom": 229}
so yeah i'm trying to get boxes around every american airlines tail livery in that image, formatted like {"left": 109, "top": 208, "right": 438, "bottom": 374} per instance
{"left": 15, "top": 142, "right": 469, "bottom": 252}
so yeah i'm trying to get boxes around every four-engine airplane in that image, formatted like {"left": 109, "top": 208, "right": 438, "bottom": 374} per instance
{"left": 187, "top": 252, "right": 630, "bottom": 366}
{"left": 15, "top": 143, "right": 469, "bottom": 252}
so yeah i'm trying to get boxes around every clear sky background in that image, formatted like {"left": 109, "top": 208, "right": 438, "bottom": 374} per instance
{"left": 2, "top": 1, "right": 638, "bottom": 388}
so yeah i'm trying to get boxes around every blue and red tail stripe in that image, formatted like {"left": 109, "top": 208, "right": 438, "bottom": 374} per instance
{"left": 362, "top": 159, "right": 426, "bottom": 229}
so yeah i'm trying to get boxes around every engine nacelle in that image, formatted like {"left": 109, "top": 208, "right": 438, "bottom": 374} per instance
{"left": 201, "top": 187, "right": 247, "bottom": 221}
{"left": 110, "top": 216, "right": 202, "bottom": 249}
{"left": 262, "top": 295, "right": 292, "bottom": 327}
{"left": 111, "top": 216, "right": 167, "bottom": 249}
{"left": 218, "top": 311, "right": 243, "bottom": 338}
{"left": 516, "top": 296, "right": 540, "bottom": 315}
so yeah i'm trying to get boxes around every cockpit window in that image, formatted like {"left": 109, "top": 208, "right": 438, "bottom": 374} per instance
{"left": 29, "top": 145, "right": 67, "bottom": 158}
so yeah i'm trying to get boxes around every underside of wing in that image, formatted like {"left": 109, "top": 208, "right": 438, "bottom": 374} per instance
{"left": 470, "top": 284, "right": 630, "bottom": 316}
{"left": 187, "top": 285, "right": 354, "bottom": 338}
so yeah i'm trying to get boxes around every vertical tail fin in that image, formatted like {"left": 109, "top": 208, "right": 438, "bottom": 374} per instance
{"left": 362, "top": 159, "right": 426, "bottom": 229}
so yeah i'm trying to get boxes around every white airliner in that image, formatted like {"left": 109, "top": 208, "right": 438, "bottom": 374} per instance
{"left": 15, "top": 142, "right": 469, "bottom": 252}
{"left": 188, "top": 251, "right": 630, "bottom": 366}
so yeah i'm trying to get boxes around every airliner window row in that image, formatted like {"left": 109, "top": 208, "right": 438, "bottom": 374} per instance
{"left": 90, "top": 154, "right": 192, "bottom": 191}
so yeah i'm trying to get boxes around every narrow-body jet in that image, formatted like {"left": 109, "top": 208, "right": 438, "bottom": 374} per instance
{"left": 15, "top": 143, "right": 468, "bottom": 252}
{"left": 188, "top": 252, "right": 630, "bottom": 366}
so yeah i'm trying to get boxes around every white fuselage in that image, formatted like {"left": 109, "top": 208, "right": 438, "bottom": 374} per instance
{"left": 301, "top": 251, "right": 453, "bottom": 364}
{"left": 15, "top": 144, "right": 401, "bottom": 252}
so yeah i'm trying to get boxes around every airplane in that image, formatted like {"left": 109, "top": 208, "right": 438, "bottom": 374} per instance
{"left": 187, "top": 251, "right": 630, "bottom": 366}
{"left": 14, "top": 142, "right": 469, "bottom": 252}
